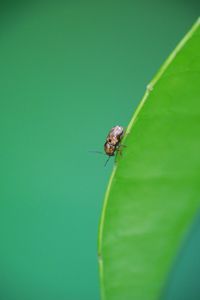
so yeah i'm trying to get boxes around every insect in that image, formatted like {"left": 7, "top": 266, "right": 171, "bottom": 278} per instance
{"left": 104, "top": 125, "right": 124, "bottom": 166}
{"left": 90, "top": 125, "right": 125, "bottom": 166}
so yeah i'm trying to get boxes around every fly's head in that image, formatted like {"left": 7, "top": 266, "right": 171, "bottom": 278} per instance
{"left": 104, "top": 142, "right": 115, "bottom": 156}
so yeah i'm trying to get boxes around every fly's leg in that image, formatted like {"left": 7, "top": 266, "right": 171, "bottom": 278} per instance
{"left": 117, "top": 148, "right": 123, "bottom": 156}
{"left": 114, "top": 141, "right": 128, "bottom": 164}
{"left": 117, "top": 143, "right": 127, "bottom": 153}
{"left": 104, "top": 156, "right": 111, "bottom": 167}
{"left": 114, "top": 145, "right": 123, "bottom": 164}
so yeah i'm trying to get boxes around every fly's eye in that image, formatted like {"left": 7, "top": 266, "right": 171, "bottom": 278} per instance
{"left": 108, "top": 138, "right": 111, "bottom": 143}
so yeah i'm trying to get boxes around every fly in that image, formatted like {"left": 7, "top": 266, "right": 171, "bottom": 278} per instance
{"left": 104, "top": 125, "right": 124, "bottom": 166}
{"left": 90, "top": 125, "right": 125, "bottom": 166}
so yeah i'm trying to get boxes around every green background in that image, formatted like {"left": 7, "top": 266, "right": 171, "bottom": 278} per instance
{"left": 0, "top": 1, "right": 199, "bottom": 300}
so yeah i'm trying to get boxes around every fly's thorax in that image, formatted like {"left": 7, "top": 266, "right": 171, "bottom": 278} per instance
{"left": 106, "top": 136, "right": 118, "bottom": 146}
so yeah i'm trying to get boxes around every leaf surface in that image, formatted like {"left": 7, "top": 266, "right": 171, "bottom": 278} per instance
{"left": 98, "top": 19, "right": 200, "bottom": 300}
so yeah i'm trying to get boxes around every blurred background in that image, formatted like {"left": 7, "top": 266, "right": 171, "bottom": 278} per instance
{"left": 0, "top": 1, "right": 199, "bottom": 299}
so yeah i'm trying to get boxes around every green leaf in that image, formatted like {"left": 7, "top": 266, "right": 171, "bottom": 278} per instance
{"left": 98, "top": 18, "right": 200, "bottom": 300}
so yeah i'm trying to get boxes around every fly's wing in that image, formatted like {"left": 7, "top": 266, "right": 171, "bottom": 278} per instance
{"left": 107, "top": 126, "right": 121, "bottom": 136}
{"left": 106, "top": 126, "right": 124, "bottom": 144}
{"left": 112, "top": 126, "right": 124, "bottom": 139}
{"left": 107, "top": 127, "right": 115, "bottom": 139}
